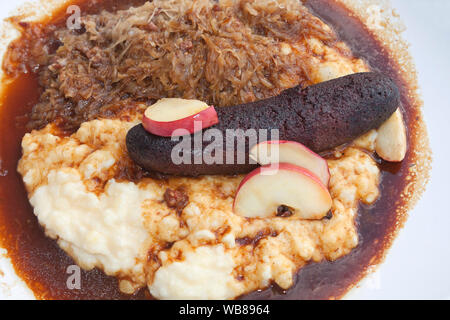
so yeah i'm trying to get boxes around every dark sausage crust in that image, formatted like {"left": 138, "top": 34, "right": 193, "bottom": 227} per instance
{"left": 127, "top": 72, "right": 400, "bottom": 176}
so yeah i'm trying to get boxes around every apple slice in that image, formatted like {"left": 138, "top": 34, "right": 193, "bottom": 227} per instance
{"left": 233, "top": 163, "right": 332, "bottom": 220}
{"left": 142, "top": 98, "right": 219, "bottom": 137}
{"left": 249, "top": 140, "right": 330, "bottom": 186}
{"left": 375, "top": 108, "right": 407, "bottom": 162}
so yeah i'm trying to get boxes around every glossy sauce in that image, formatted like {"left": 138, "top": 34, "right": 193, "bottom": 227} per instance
{"left": 0, "top": 0, "right": 422, "bottom": 300}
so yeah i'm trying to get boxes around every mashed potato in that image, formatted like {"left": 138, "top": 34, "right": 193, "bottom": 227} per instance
{"left": 18, "top": 114, "right": 380, "bottom": 300}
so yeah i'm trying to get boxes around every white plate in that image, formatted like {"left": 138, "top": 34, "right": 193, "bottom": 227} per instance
{"left": 346, "top": 0, "right": 450, "bottom": 300}
{"left": 0, "top": 0, "right": 449, "bottom": 300}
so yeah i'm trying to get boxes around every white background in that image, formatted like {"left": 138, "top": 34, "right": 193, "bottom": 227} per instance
{"left": 0, "top": 0, "right": 449, "bottom": 300}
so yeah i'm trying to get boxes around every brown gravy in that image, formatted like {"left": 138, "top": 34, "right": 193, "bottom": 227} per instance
{"left": 0, "top": 0, "right": 424, "bottom": 300}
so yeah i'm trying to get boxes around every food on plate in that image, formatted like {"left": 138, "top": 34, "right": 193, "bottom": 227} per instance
{"left": 0, "top": 0, "right": 430, "bottom": 300}
{"left": 126, "top": 72, "right": 399, "bottom": 176}
{"left": 233, "top": 163, "right": 332, "bottom": 219}
{"left": 17, "top": 118, "right": 381, "bottom": 299}
{"left": 249, "top": 140, "right": 330, "bottom": 186}
{"left": 375, "top": 109, "right": 408, "bottom": 162}
{"left": 142, "top": 98, "right": 219, "bottom": 137}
